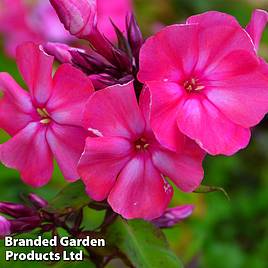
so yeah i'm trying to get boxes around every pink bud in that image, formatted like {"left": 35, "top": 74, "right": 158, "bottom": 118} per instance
{"left": 10, "top": 216, "right": 41, "bottom": 234}
{"left": 28, "top": 193, "right": 48, "bottom": 209}
{"left": 152, "top": 205, "right": 194, "bottom": 228}
{"left": 43, "top": 42, "right": 86, "bottom": 64}
{"left": 49, "top": 0, "right": 97, "bottom": 38}
{"left": 0, "top": 216, "right": 11, "bottom": 237}
{"left": 0, "top": 202, "right": 34, "bottom": 218}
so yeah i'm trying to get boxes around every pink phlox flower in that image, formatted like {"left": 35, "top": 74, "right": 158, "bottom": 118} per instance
{"left": 138, "top": 11, "right": 268, "bottom": 156}
{"left": 0, "top": 0, "right": 72, "bottom": 57}
{"left": 0, "top": 42, "right": 94, "bottom": 187}
{"left": 78, "top": 82, "right": 204, "bottom": 220}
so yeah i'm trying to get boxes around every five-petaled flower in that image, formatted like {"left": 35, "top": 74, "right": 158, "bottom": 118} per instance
{"left": 78, "top": 82, "right": 205, "bottom": 220}
{"left": 138, "top": 11, "right": 268, "bottom": 156}
{"left": 0, "top": 42, "right": 94, "bottom": 187}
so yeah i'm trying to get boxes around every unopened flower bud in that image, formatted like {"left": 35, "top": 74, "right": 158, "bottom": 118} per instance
{"left": 127, "top": 14, "right": 143, "bottom": 59}
{"left": 0, "top": 202, "right": 34, "bottom": 218}
{"left": 10, "top": 216, "right": 41, "bottom": 234}
{"left": 28, "top": 193, "right": 48, "bottom": 209}
{"left": 152, "top": 205, "right": 194, "bottom": 228}
{"left": 0, "top": 216, "right": 11, "bottom": 237}
{"left": 49, "top": 0, "right": 97, "bottom": 38}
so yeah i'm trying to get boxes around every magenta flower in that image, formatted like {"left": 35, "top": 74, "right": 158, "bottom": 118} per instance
{"left": 0, "top": 0, "right": 72, "bottom": 57}
{"left": 138, "top": 11, "right": 268, "bottom": 156}
{"left": 50, "top": 0, "right": 132, "bottom": 41}
{"left": 0, "top": 216, "right": 11, "bottom": 237}
{"left": 78, "top": 82, "right": 204, "bottom": 220}
{"left": 0, "top": 42, "right": 94, "bottom": 187}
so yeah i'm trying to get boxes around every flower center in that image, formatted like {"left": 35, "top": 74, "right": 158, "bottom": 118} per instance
{"left": 37, "top": 108, "right": 51, "bottom": 124}
{"left": 183, "top": 78, "right": 204, "bottom": 92}
{"left": 135, "top": 138, "right": 149, "bottom": 150}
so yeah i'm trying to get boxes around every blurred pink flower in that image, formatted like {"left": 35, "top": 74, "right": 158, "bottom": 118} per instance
{"left": 78, "top": 82, "right": 204, "bottom": 220}
{"left": 138, "top": 11, "right": 268, "bottom": 156}
{"left": 49, "top": 0, "right": 132, "bottom": 41}
{"left": 97, "top": 0, "right": 132, "bottom": 41}
{"left": 0, "top": 0, "right": 72, "bottom": 57}
{"left": 49, "top": 0, "right": 97, "bottom": 39}
{"left": 0, "top": 42, "right": 94, "bottom": 187}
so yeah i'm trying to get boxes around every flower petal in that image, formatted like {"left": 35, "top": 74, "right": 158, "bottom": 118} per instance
{"left": 177, "top": 96, "right": 251, "bottom": 155}
{"left": 146, "top": 81, "right": 186, "bottom": 152}
{"left": 0, "top": 122, "right": 53, "bottom": 187}
{"left": 246, "top": 9, "right": 268, "bottom": 51}
{"left": 16, "top": 42, "right": 53, "bottom": 105}
{"left": 151, "top": 146, "right": 204, "bottom": 192}
{"left": 138, "top": 86, "right": 152, "bottom": 134}
{"left": 186, "top": 11, "right": 240, "bottom": 28}
{"left": 206, "top": 69, "right": 268, "bottom": 128}
{"left": 47, "top": 64, "right": 94, "bottom": 127}
{"left": 46, "top": 123, "right": 88, "bottom": 182}
{"left": 97, "top": 0, "right": 132, "bottom": 41}
{"left": 138, "top": 24, "right": 199, "bottom": 82}
{"left": 0, "top": 73, "right": 33, "bottom": 135}
{"left": 83, "top": 82, "right": 145, "bottom": 139}
{"left": 108, "top": 153, "right": 173, "bottom": 220}
{"left": 195, "top": 25, "right": 256, "bottom": 75}
{"left": 78, "top": 136, "right": 132, "bottom": 201}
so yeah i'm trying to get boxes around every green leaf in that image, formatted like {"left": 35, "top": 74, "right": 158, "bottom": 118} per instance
{"left": 194, "top": 185, "right": 230, "bottom": 200}
{"left": 44, "top": 181, "right": 90, "bottom": 214}
{"left": 106, "top": 217, "right": 183, "bottom": 268}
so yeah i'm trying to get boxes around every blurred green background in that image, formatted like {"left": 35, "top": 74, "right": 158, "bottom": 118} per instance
{"left": 1, "top": 0, "right": 268, "bottom": 267}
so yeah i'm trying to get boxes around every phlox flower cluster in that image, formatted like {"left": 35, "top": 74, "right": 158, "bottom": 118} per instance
{"left": 0, "top": 1, "right": 268, "bottom": 220}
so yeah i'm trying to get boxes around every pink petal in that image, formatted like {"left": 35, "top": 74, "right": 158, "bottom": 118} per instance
{"left": 83, "top": 82, "right": 145, "bottom": 139}
{"left": 46, "top": 123, "right": 88, "bottom": 182}
{"left": 0, "top": 122, "right": 53, "bottom": 187}
{"left": 16, "top": 42, "right": 54, "bottom": 105}
{"left": 177, "top": 96, "right": 251, "bottom": 156}
{"left": 97, "top": 0, "right": 132, "bottom": 41}
{"left": 246, "top": 9, "right": 268, "bottom": 51}
{"left": 206, "top": 70, "right": 268, "bottom": 128}
{"left": 194, "top": 25, "right": 256, "bottom": 75}
{"left": 138, "top": 24, "right": 200, "bottom": 82}
{"left": 78, "top": 136, "right": 133, "bottom": 201}
{"left": 0, "top": 72, "right": 33, "bottom": 112}
{"left": 47, "top": 64, "right": 94, "bottom": 127}
{"left": 138, "top": 86, "right": 152, "bottom": 134}
{"left": 204, "top": 50, "right": 259, "bottom": 80}
{"left": 0, "top": 73, "right": 34, "bottom": 135}
{"left": 186, "top": 11, "right": 240, "bottom": 28}
{"left": 108, "top": 152, "right": 173, "bottom": 220}
{"left": 151, "top": 146, "right": 204, "bottom": 192}
{"left": 146, "top": 81, "right": 186, "bottom": 152}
